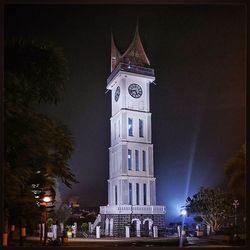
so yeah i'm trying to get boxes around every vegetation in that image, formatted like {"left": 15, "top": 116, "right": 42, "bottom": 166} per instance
{"left": 224, "top": 145, "right": 245, "bottom": 203}
{"left": 185, "top": 187, "right": 234, "bottom": 233}
{"left": 65, "top": 225, "right": 72, "bottom": 233}
{"left": 80, "top": 223, "right": 89, "bottom": 232}
{"left": 4, "top": 37, "right": 77, "bottom": 238}
{"left": 50, "top": 202, "right": 72, "bottom": 225}
{"left": 185, "top": 147, "right": 246, "bottom": 235}
{"left": 224, "top": 145, "right": 246, "bottom": 232}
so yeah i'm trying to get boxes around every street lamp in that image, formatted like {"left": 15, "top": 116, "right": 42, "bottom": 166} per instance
{"left": 41, "top": 196, "right": 52, "bottom": 245}
{"left": 179, "top": 207, "right": 187, "bottom": 248}
{"left": 43, "top": 196, "right": 51, "bottom": 203}
{"left": 233, "top": 200, "right": 239, "bottom": 240}
{"left": 180, "top": 208, "right": 187, "bottom": 216}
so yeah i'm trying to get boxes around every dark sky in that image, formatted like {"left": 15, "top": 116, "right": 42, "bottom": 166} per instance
{"left": 5, "top": 4, "right": 245, "bottom": 221}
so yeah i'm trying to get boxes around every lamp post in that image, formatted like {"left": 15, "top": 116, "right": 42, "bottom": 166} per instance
{"left": 179, "top": 207, "right": 187, "bottom": 248}
{"left": 233, "top": 200, "right": 239, "bottom": 240}
{"left": 42, "top": 196, "right": 52, "bottom": 246}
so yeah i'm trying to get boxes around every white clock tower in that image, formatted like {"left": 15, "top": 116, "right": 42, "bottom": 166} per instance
{"left": 99, "top": 25, "right": 166, "bottom": 237}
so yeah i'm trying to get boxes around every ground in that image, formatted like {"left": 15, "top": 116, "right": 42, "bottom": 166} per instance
{"left": 7, "top": 234, "right": 245, "bottom": 247}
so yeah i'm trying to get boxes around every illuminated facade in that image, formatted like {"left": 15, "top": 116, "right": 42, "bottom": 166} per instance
{"left": 98, "top": 25, "right": 166, "bottom": 237}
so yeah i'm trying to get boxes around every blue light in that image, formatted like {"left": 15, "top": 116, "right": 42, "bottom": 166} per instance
{"left": 180, "top": 209, "right": 187, "bottom": 216}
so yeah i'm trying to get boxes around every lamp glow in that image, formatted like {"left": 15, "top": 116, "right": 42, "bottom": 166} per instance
{"left": 181, "top": 209, "right": 187, "bottom": 216}
{"left": 43, "top": 196, "right": 51, "bottom": 203}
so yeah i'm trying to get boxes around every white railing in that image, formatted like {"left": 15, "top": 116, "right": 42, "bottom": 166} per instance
{"left": 107, "top": 63, "right": 155, "bottom": 85}
{"left": 90, "top": 214, "right": 101, "bottom": 233}
{"left": 100, "top": 205, "right": 165, "bottom": 215}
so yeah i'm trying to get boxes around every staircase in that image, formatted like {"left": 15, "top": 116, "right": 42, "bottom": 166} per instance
{"left": 89, "top": 214, "right": 101, "bottom": 233}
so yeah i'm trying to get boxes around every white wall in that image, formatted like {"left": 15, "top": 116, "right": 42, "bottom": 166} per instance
{"left": 108, "top": 70, "right": 157, "bottom": 207}
{"left": 109, "top": 142, "right": 154, "bottom": 179}
{"left": 111, "top": 72, "right": 154, "bottom": 116}
{"left": 110, "top": 110, "right": 152, "bottom": 146}
{"left": 108, "top": 176, "right": 156, "bottom": 206}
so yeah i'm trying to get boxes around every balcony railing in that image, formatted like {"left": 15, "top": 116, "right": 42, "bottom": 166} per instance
{"left": 100, "top": 205, "right": 165, "bottom": 215}
{"left": 107, "top": 63, "right": 155, "bottom": 85}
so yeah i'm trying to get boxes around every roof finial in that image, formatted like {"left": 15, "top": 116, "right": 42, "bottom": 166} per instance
{"left": 111, "top": 31, "right": 121, "bottom": 72}
{"left": 120, "top": 18, "right": 150, "bottom": 66}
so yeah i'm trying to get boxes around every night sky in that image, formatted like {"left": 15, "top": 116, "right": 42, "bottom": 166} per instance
{"left": 5, "top": 4, "right": 245, "bottom": 222}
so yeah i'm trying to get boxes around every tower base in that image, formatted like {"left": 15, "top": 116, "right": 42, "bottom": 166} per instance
{"left": 99, "top": 205, "right": 166, "bottom": 237}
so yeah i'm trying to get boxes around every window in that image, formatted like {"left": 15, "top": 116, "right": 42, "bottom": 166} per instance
{"left": 115, "top": 185, "right": 118, "bottom": 205}
{"left": 139, "top": 119, "right": 143, "bottom": 137}
{"left": 118, "top": 120, "right": 120, "bottom": 138}
{"left": 142, "top": 150, "right": 146, "bottom": 171}
{"left": 129, "top": 183, "right": 132, "bottom": 205}
{"left": 128, "top": 118, "right": 133, "bottom": 136}
{"left": 114, "top": 151, "right": 117, "bottom": 173}
{"left": 128, "top": 149, "right": 132, "bottom": 170}
{"left": 136, "top": 183, "right": 140, "bottom": 205}
{"left": 135, "top": 150, "right": 139, "bottom": 171}
{"left": 143, "top": 184, "right": 147, "bottom": 205}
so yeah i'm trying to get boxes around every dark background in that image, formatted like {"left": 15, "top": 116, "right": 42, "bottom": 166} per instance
{"left": 5, "top": 4, "right": 245, "bottom": 222}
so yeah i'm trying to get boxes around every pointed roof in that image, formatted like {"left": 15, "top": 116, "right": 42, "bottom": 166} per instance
{"left": 121, "top": 24, "right": 150, "bottom": 66}
{"left": 111, "top": 32, "right": 121, "bottom": 72}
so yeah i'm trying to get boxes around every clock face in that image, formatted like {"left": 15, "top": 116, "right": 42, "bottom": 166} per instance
{"left": 128, "top": 83, "right": 143, "bottom": 98}
{"left": 114, "top": 86, "right": 120, "bottom": 102}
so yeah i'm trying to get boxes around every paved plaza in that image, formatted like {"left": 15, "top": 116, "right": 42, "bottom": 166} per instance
{"left": 7, "top": 234, "right": 245, "bottom": 247}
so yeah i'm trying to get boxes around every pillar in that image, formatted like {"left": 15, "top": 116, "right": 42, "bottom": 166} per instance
{"left": 125, "top": 226, "right": 130, "bottom": 238}
{"left": 96, "top": 226, "right": 100, "bottom": 238}
{"left": 153, "top": 226, "right": 158, "bottom": 238}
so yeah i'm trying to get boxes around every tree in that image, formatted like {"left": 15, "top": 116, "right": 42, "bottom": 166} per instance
{"left": 50, "top": 202, "right": 72, "bottom": 225}
{"left": 224, "top": 145, "right": 246, "bottom": 202}
{"left": 185, "top": 187, "right": 234, "bottom": 233}
{"left": 224, "top": 145, "right": 246, "bottom": 232}
{"left": 80, "top": 223, "right": 89, "bottom": 232}
{"left": 5, "top": 38, "right": 68, "bottom": 106}
{"left": 4, "top": 37, "right": 77, "bottom": 240}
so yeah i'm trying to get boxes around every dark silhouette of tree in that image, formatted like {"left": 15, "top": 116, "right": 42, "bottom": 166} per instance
{"left": 224, "top": 145, "right": 245, "bottom": 202}
{"left": 50, "top": 202, "right": 72, "bottom": 225}
{"left": 5, "top": 38, "right": 68, "bottom": 106}
{"left": 224, "top": 145, "right": 246, "bottom": 232}
{"left": 4, "top": 37, "right": 77, "bottom": 242}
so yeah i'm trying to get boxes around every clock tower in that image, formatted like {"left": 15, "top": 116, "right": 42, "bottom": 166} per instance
{"left": 99, "top": 25, "right": 166, "bottom": 237}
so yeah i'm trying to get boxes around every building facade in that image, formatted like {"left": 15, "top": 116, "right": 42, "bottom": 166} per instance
{"left": 99, "top": 25, "right": 166, "bottom": 237}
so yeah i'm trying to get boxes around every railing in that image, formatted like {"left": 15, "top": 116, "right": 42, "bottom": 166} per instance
{"left": 100, "top": 205, "right": 165, "bottom": 215}
{"left": 90, "top": 214, "right": 101, "bottom": 233}
{"left": 82, "top": 232, "right": 88, "bottom": 238}
{"left": 107, "top": 63, "right": 155, "bottom": 85}
{"left": 75, "top": 231, "right": 88, "bottom": 238}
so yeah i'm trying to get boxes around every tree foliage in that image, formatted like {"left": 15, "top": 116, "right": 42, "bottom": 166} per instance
{"left": 186, "top": 187, "right": 234, "bottom": 233}
{"left": 224, "top": 145, "right": 246, "bottom": 201}
{"left": 4, "top": 37, "right": 77, "bottom": 232}
{"left": 5, "top": 38, "right": 68, "bottom": 106}
{"left": 50, "top": 202, "right": 72, "bottom": 224}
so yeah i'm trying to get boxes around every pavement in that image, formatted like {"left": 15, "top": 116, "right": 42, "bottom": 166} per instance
{"left": 8, "top": 234, "right": 245, "bottom": 247}
{"left": 186, "top": 235, "right": 245, "bottom": 247}
{"left": 27, "top": 236, "right": 179, "bottom": 241}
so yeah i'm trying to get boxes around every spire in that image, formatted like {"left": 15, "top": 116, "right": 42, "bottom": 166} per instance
{"left": 111, "top": 32, "right": 121, "bottom": 72}
{"left": 121, "top": 22, "right": 150, "bottom": 66}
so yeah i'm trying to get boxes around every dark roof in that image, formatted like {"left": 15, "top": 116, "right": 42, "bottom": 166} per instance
{"left": 110, "top": 24, "right": 150, "bottom": 72}
{"left": 111, "top": 33, "right": 121, "bottom": 72}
